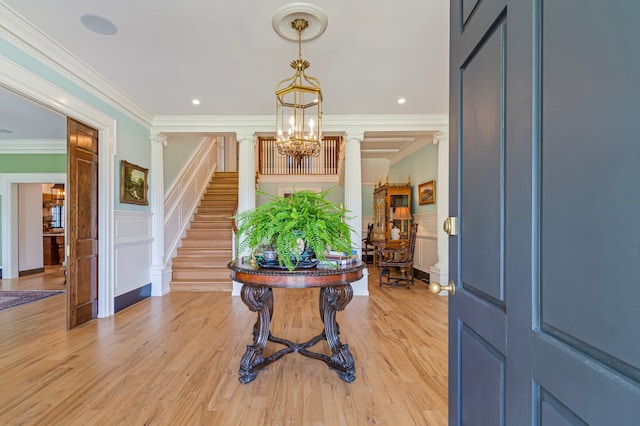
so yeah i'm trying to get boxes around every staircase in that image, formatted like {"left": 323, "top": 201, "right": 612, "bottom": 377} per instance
{"left": 170, "top": 171, "right": 238, "bottom": 292}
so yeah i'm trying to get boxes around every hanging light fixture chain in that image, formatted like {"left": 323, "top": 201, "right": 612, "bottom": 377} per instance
{"left": 298, "top": 23, "right": 302, "bottom": 59}
{"left": 291, "top": 18, "right": 309, "bottom": 60}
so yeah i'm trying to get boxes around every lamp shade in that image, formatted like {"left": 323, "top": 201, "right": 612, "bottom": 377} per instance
{"left": 394, "top": 206, "right": 412, "bottom": 220}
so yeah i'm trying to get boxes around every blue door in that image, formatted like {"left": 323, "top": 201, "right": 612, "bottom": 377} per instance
{"left": 447, "top": 0, "right": 640, "bottom": 423}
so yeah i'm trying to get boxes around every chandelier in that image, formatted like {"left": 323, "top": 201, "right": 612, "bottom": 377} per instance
{"left": 275, "top": 18, "right": 322, "bottom": 159}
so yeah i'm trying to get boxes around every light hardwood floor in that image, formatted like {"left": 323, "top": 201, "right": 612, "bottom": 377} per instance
{"left": 0, "top": 266, "right": 448, "bottom": 425}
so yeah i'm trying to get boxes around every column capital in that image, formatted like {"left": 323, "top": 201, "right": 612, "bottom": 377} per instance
{"left": 236, "top": 132, "right": 256, "bottom": 145}
{"left": 344, "top": 132, "right": 365, "bottom": 144}
{"left": 150, "top": 133, "right": 168, "bottom": 147}
{"left": 433, "top": 131, "right": 448, "bottom": 145}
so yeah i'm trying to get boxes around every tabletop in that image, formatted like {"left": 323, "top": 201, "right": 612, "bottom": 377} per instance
{"left": 228, "top": 258, "right": 365, "bottom": 288}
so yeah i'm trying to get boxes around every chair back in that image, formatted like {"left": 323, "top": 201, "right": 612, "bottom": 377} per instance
{"left": 365, "top": 223, "right": 374, "bottom": 243}
{"left": 406, "top": 223, "right": 418, "bottom": 262}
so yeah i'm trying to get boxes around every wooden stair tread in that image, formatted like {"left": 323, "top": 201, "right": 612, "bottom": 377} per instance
{"left": 171, "top": 171, "right": 237, "bottom": 292}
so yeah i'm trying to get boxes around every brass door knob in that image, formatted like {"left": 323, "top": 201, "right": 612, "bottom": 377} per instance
{"left": 429, "top": 280, "right": 456, "bottom": 296}
{"left": 443, "top": 217, "right": 458, "bottom": 235}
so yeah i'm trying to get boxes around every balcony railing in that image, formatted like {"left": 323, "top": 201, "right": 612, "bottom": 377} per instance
{"left": 258, "top": 136, "right": 343, "bottom": 175}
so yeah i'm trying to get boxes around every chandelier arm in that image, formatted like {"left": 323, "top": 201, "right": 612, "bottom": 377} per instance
{"left": 275, "top": 73, "right": 301, "bottom": 91}
{"left": 301, "top": 74, "right": 322, "bottom": 90}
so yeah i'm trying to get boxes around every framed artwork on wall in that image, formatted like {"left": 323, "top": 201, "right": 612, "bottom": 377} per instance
{"left": 418, "top": 180, "right": 435, "bottom": 205}
{"left": 120, "top": 160, "right": 149, "bottom": 205}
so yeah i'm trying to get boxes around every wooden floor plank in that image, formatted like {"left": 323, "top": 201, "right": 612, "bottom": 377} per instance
{"left": 0, "top": 266, "right": 448, "bottom": 425}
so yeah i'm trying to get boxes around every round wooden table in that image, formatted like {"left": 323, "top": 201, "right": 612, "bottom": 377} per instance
{"left": 228, "top": 259, "right": 365, "bottom": 384}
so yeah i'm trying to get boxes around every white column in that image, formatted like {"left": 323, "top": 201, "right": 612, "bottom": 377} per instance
{"left": 344, "top": 132, "right": 369, "bottom": 296}
{"left": 429, "top": 131, "right": 450, "bottom": 295}
{"left": 150, "top": 133, "right": 171, "bottom": 296}
{"left": 232, "top": 132, "right": 256, "bottom": 296}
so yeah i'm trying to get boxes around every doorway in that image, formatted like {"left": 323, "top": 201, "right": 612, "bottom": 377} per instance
{"left": 1, "top": 59, "right": 117, "bottom": 319}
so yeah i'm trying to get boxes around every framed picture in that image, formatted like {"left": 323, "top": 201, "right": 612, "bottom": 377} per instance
{"left": 120, "top": 160, "right": 149, "bottom": 205}
{"left": 418, "top": 180, "right": 436, "bottom": 205}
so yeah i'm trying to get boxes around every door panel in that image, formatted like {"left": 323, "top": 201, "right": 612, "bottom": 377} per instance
{"left": 450, "top": 1, "right": 508, "bottom": 424}
{"left": 462, "top": 0, "right": 480, "bottom": 25}
{"left": 461, "top": 325, "right": 505, "bottom": 425}
{"left": 450, "top": 0, "right": 640, "bottom": 423}
{"left": 540, "top": 0, "right": 640, "bottom": 370}
{"left": 461, "top": 20, "right": 505, "bottom": 303}
{"left": 67, "top": 118, "right": 99, "bottom": 329}
{"left": 534, "top": 0, "right": 640, "bottom": 421}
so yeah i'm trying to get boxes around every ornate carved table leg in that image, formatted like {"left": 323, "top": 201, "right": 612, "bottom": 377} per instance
{"left": 319, "top": 284, "right": 356, "bottom": 382}
{"left": 239, "top": 285, "right": 273, "bottom": 384}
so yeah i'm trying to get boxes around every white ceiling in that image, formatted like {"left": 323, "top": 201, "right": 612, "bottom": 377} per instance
{"left": 0, "top": 0, "right": 450, "bottom": 159}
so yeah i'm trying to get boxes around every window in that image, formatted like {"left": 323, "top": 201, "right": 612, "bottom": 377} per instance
{"left": 51, "top": 205, "right": 64, "bottom": 229}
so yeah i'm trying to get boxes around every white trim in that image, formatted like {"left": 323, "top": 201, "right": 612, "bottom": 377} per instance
{"left": 114, "top": 210, "right": 152, "bottom": 297}
{"left": 0, "top": 3, "right": 153, "bottom": 128}
{"left": 413, "top": 212, "right": 438, "bottom": 274}
{"left": 0, "top": 172, "right": 66, "bottom": 276}
{"left": 0, "top": 56, "right": 117, "bottom": 318}
{"left": 351, "top": 268, "right": 369, "bottom": 296}
{"left": 430, "top": 131, "right": 449, "bottom": 293}
{"left": 0, "top": 139, "right": 66, "bottom": 153}
{"left": 388, "top": 135, "right": 435, "bottom": 168}
{"left": 152, "top": 113, "right": 449, "bottom": 134}
{"left": 272, "top": 3, "right": 328, "bottom": 42}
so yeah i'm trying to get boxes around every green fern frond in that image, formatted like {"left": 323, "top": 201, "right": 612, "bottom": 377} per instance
{"left": 233, "top": 188, "right": 354, "bottom": 271}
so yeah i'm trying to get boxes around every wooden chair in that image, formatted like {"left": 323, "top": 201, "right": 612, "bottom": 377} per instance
{"left": 377, "top": 223, "right": 418, "bottom": 288}
{"left": 362, "top": 223, "right": 375, "bottom": 263}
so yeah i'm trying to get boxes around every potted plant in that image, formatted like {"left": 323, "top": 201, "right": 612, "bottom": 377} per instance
{"left": 234, "top": 188, "right": 354, "bottom": 271}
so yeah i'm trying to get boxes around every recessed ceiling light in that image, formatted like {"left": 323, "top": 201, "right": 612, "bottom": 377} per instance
{"left": 0, "top": 129, "right": 13, "bottom": 134}
{"left": 80, "top": 14, "right": 118, "bottom": 35}
{"left": 397, "top": 98, "right": 406, "bottom": 104}
{"left": 192, "top": 99, "right": 201, "bottom": 105}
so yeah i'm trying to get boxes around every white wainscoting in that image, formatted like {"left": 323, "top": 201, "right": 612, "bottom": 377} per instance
{"left": 114, "top": 210, "right": 152, "bottom": 297}
{"left": 361, "top": 213, "right": 437, "bottom": 274}
{"left": 413, "top": 212, "right": 438, "bottom": 274}
{"left": 164, "top": 138, "right": 218, "bottom": 262}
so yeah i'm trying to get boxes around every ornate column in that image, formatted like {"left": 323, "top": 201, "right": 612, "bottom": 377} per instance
{"left": 429, "top": 131, "right": 450, "bottom": 294}
{"left": 150, "top": 133, "right": 171, "bottom": 296}
{"left": 232, "top": 131, "right": 257, "bottom": 296}
{"left": 344, "top": 132, "right": 368, "bottom": 296}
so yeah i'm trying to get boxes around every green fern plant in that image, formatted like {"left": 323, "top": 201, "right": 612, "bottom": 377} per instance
{"left": 234, "top": 188, "right": 354, "bottom": 271}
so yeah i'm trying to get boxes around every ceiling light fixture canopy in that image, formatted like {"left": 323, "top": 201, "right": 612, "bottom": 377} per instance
{"left": 275, "top": 17, "right": 322, "bottom": 159}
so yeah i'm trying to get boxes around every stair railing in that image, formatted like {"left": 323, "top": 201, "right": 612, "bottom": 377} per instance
{"left": 257, "top": 136, "right": 343, "bottom": 176}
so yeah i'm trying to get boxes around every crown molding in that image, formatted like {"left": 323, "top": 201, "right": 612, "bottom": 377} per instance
{"left": 389, "top": 135, "right": 435, "bottom": 167}
{"left": 0, "top": 139, "right": 66, "bottom": 153}
{"left": 152, "top": 113, "right": 449, "bottom": 134}
{"left": 0, "top": 2, "right": 154, "bottom": 128}
{"left": 152, "top": 115, "right": 276, "bottom": 133}
{"left": 324, "top": 114, "right": 448, "bottom": 132}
